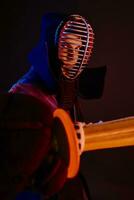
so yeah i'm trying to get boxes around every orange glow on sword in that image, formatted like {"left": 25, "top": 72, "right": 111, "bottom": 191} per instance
{"left": 53, "top": 109, "right": 134, "bottom": 178}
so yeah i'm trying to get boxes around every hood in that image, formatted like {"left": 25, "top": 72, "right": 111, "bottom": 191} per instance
{"left": 28, "top": 13, "right": 67, "bottom": 93}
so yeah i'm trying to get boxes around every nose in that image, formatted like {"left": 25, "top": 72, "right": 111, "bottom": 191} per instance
{"left": 68, "top": 47, "right": 74, "bottom": 56}
{"left": 67, "top": 47, "right": 76, "bottom": 61}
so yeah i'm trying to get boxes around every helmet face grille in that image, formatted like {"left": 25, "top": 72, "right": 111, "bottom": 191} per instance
{"left": 58, "top": 14, "right": 94, "bottom": 79}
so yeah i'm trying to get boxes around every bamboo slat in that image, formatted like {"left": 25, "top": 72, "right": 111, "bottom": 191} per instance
{"left": 84, "top": 116, "right": 134, "bottom": 151}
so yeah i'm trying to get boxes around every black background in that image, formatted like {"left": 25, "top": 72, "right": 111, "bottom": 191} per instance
{"left": 1, "top": 0, "right": 134, "bottom": 199}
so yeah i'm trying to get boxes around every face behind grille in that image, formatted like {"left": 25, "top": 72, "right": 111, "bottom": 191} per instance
{"left": 58, "top": 14, "right": 94, "bottom": 79}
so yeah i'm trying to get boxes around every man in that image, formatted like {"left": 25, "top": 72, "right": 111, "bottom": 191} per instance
{"left": 8, "top": 13, "right": 106, "bottom": 199}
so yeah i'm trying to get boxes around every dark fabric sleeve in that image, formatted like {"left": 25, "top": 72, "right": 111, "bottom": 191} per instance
{"left": 0, "top": 93, "right": 67, "bottom": 199}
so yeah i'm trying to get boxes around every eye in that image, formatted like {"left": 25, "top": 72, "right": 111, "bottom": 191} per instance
{"left": 61, "top": 42, "right": 69, "bottom": 48}
{"left": 75, "top": 45, "right": 81, "bottom": 50}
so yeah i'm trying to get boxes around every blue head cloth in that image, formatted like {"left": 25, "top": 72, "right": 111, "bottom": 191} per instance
{"left": 28, "top": 13, "right": 67, "bottom": 93}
